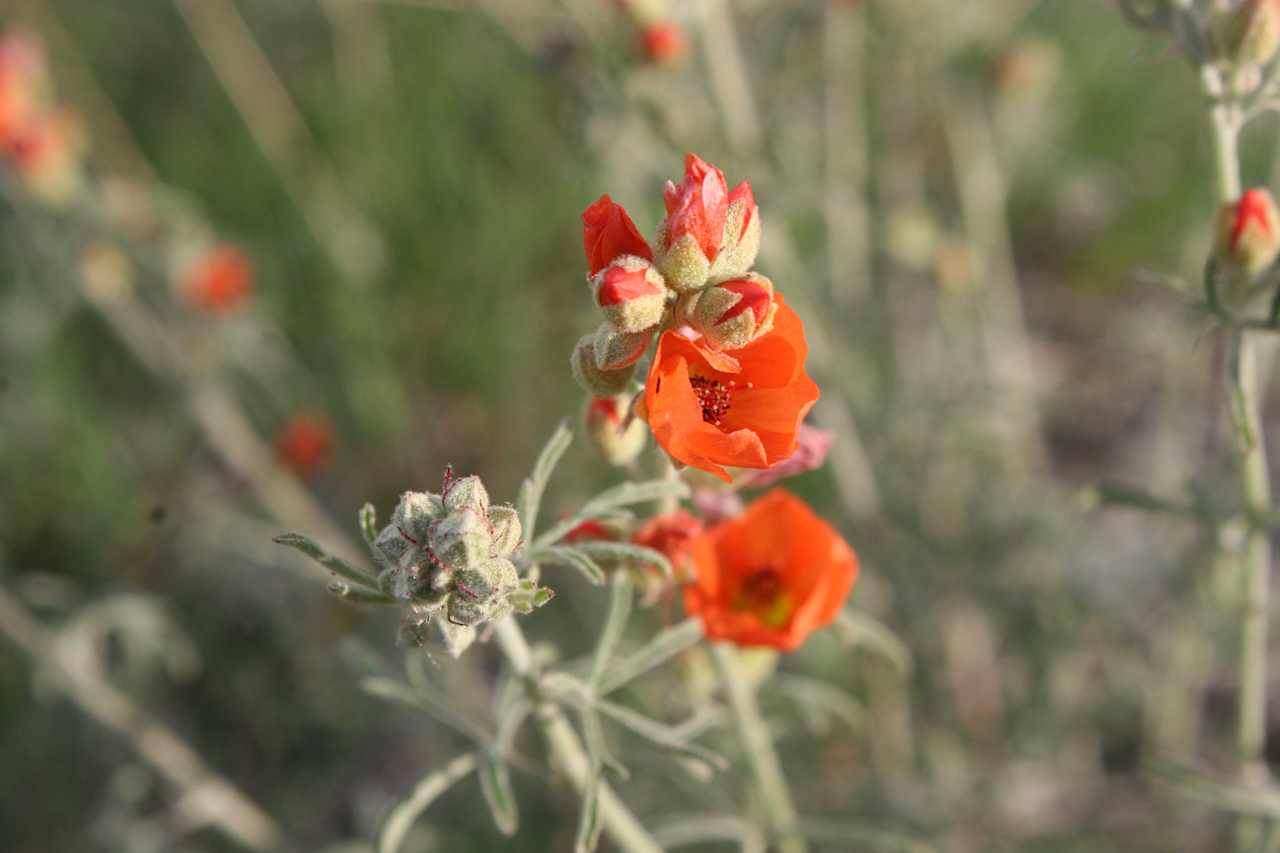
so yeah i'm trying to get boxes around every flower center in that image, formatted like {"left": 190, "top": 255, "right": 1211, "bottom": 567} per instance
{"left": 732, "top": 568, "right": 793, "bottom": 629}
{"left": 690, "top": 375, "right": 755, "bottom": 427}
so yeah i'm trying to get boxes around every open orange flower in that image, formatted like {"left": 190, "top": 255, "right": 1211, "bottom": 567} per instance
{"left": 631, "top": 509, "right": 704, "bottom": 579}
{"left": 684, "top": 489, "right": 858, "bottom": 652}
{"left": 643, "top": 297, "right": 818, "bottom": 482}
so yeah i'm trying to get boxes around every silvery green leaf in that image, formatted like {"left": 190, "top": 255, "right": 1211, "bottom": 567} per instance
{"left": 375, "top": 753, "right": 477, "bottom": 853}
{"left": 533, "top": 546, "right": 606, "bottom": 586}
{"left": 835, "top": 609, "right": 912, "bottom": 674}
{"left": 359, "top": 676, "right": 490, "bottom": 743}
{"left": 600, "top": 618, "right": 705, "bottom": 695}
{"left": 590, "top": 572, "right": 634, "bottom": 689}
{"left": 534, "top": 479, "right": 691, "bottom": 547}
{"left": 359, "top": 502, "right": 379, "bottom": 551}
{"left": 772, "top": 673, "right": 864, "bottom": 735}
{"left": 479, "top": 751, "right": 518, "bottom": 836}
{"left": 517, "top": 420, "right": 573, "bottom": 543}
{"left": 273, "top": 532, "right": 377, "bottom": 585}
{"left": 326, "top": 581, "right": 397, "bottom": 604}
{"left": 576, "top": 541, "right": 675, "bottom": 579}
{"left": 595, "top": 700, "right": 728, "bottom": 770}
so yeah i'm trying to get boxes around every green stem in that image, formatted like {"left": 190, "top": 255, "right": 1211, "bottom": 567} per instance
{"left": 710, "top": 644, "right": 807, "bottom": 853}
{"left": 492, "top": 618, "right": 663, "bottom": 853}
{"left": 1201, "top": 62, "right": 1273, "bottom": 852}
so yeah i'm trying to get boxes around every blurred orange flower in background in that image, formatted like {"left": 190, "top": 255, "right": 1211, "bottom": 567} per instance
{"left": 643, "top": 298, "right": 818, "bottom": 481}
{"left": 684, "top": 489, "right": 858, "bottom": 652}
{"left": 631, "top": 509, "right": 704, "bottom": 578}
{"left": 276, "top": 415, "right": 333, "bottom": 477}
{"left": 640, "top": 21, "right": 687, "bottom": 65}
{"left": 184, "top": 245, "right": 253, "bottom": 312}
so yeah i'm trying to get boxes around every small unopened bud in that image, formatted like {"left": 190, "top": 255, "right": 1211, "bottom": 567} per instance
{"left": 1217, "top": 188, "right": 1280, "bottom": 279}
{"left": 593, "top": 323, "right": 654, "bottom": 371}
{"left": 375, "top": 523, "right": 414, "bottom": 570}
{"left": 489, "top": 505, "right": 523, "bottom": 558}
{"left": 572, "top": 333, "right": 636, "bottom": 395}
{"left": 431, "top": 508, "right": 492, "bottom": 568}
{"left": 590, "top": 255, "right": 668, "bottom": 332}
{"left": 709, "top": 182, "right": 761, "bottom": 282}
{"left": 639, "top": 21, "right": 687, "bottom": 65}
{"left": 1221, "top": 0, "right": 1280, "bottom": 68}
{"left": 657, "top": 232, "right": 713, "bottom": 293}
{"left": 678, "top": 273, "right": 777, "bottom": 350}
{"left": 392, "top": 491, "right": 444, "bottom": 544}
{"left": 449, "top": 558, "right": 518, "bottom": 626}
{"left": 584, "top": 394, "right": 647, "bottom": 466}
{"left": 443, "top": 474, "right": 490, "bottom": 517}
{"left": 657, "top": 155, "right": 729, "bottom": 292}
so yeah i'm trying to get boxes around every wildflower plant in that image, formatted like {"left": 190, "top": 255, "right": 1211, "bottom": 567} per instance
{"left": 277, "top": 154, "right": 872, "bottom": 852}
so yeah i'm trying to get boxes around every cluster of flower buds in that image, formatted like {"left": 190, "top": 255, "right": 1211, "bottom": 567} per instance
{"left": 573, "top": 154, "right": 819, "bottom": 481}
{"left": 0, "top": 30, "right": 86, "bottom": 206}
{"left": 1216, "top": 187, "right": 1280, "bottom": 280}
{"left": 616, "top": 0, "right": 687, "bottom": 66}
{"left": 372, "top": 469, "right": 551, "bottom": 655}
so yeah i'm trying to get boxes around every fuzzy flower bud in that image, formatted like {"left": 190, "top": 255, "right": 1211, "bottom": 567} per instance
{"left": 677, "top": 273, "right": 777, "bottom": 351}
{"left": 582, "top": 193, "right": 653, "bottom": 275}
{"left": 590, "top": 254, "right": 668, "bottom": 332}
{"left": 593, "top": 323, "right": 654, "bottom": 371}
{"left": 375, "top": 523, "right": 415, "bottom": 571}
{"left": 488, "top": 505, "right": 523, "bottom": 558}
{"left": 1220, "top": 0, "right": 1280, "bottom": 68}
{"left": 449, "top": 558, "right": 518, "bottom": 626}
{"left": 443, "top": 474, "right": 490, "bottom": 517}
{"left": 391, "top": 491, "right": 445, "bottom": 544}
{"left": 431, "top": 508, "right": 492, "bottom": 569}
{"left": 585, "top": 394, "right": 647, "bottom": 467}
{"left": 1217, "top": 188, "right": 1280, "bottom": 279}
{"left": 572, "top": 333, "right": 636, "bottom": 395}
{"left": 709, "top": 182, "right": 761, "bottom": 282}
{"left": 657, "top": 154, "right": 728, "bottom": 292}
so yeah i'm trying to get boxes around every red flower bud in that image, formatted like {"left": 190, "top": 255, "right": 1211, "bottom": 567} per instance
{"left": 183, "top": 244, "right": 254, "bottom": 312}
{"left": 678, "top": 273, "right": 777, "bottom": 351}
{"left": 658, "top": 154, "right": 729, "bottom": 291}
{"left": 276, "top": 414, "right": 333, "bottom": 477}
{"left": 1217, "top": 188, "right": 1280, "bottom": 279}
{"left": 585, "top": 394, "right": 647, "bottom": 467}
{"left": 582, "top": 193, "right": 652, "bottom": 276}
{"left": 590, "top": 254, "right": 668, "bottom": 332}
{"left": 640, "top": 21, "right": 687, "bottom": 65}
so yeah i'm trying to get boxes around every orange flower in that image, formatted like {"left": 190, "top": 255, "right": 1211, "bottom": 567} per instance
{"left": 184, "top": 245, "right": 253, "bottom": 312}
{"left": 684, "top": 489, "right": 858, "bottom": 652}
{"left": 276, "top": 415, "right": 333, "bottom": 477}
{"left": 643, "top": 297, "right": 818, "bottom": 482}
{"left": 582, "top": 193, "right": 652, "bottom": 276}
{"left": 631, "top": 509, "right": 704, "bottom": 578}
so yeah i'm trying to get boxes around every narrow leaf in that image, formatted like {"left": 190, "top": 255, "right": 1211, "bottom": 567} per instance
{"left": 574, "top": 771, "right": 604, "bottom": 853}
{"left": 835, "top": 609, "right": 912, "bottom": 674}
{"left": 327, "top": 581, "right": 397, "bottom": 604}
{"left": 582, "top": 706, "right": 629, "bottom": 779}
{"left": 517, "top": 420, "right": 573, "bottom": 543}
{"left": 273, "top": 532, "right": 376, "bottom": 585}
{"left": 535, "top": 479, "right": 691, "bottom": 547}
{"left": 772, "top": 673, "right": 864, "bottom": 735}
{"left": 376, "top": 753, "right": 477, "bottom": 853}
{"left": 534, "top": 546, "right": 607, "bottom": 586}
{"left": 595, "top": 699, "right": 728, "bottom": 770}
{"left": 652, "top": 813, "right": 763, "bottom": 849}
{"left": 590, "top": 572, "right": 634, "bottom": 689}
{"left": 360, "top": 676, "right": 491, "bottom": 743}
{"left": 600, "top": 618, "right": 705, "bottom": 695}
{"left": 577, "top": 541, "right": 675, "bottom": 580}
{"left": 479, "top": 751, "right": 519, "bottom": 836}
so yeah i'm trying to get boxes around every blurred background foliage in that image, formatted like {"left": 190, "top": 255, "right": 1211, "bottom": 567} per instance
{"left": 0, "top": 0, "right": 1272, "bottom": 850}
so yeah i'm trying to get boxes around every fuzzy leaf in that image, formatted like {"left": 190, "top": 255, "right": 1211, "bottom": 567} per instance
{"left": 533, "top": 546, "right": 607, "bottom": 586}
{"left": 479, "top": 751, "right": 519, "bottom": 836}
{"left": 375, "top": 753, "right": 477, "bottom": 853}
{"left": 599, "top": 618, "right": 705, "bottom": 694}
{"left": 517, "top": 421, "right": 573, "bottom": 543}
{"left": 590, "top": 572, "right": 634, "bottom": 688}
{"left": 360, "top": 676, "right": 490, "bottom": 743}
{"left": 595, "top": 699, "right": 728, "bottom": 770}
{"left": 359, "top": 502, "right": 379, "bottom": 551}
{"left": 772, "top": 673, "right": 865, "bottom": 735}
{"left": 834, "top": 609, "right": 912, "bottom": 674}
{"left": 576, "top": 541, "right": 675, "bottom": 580}
{"left": 534, "top": 479, "right": 691, "bottom": 547}
{"left": 327, "top": 581, "right": 397, "bottom": 604}
{"left": 273, "top": 532, "right": 377, "bottom": 586}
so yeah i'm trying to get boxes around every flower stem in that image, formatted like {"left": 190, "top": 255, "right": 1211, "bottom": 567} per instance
{"left": 1201, "top": 62, "right": 1274, "bottom": 851}
{"left": 710, "top": 643, "right": 807, "bottom": 853}
{"left": 492, "top": 618, "right": 663, "bottom": 853}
